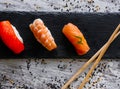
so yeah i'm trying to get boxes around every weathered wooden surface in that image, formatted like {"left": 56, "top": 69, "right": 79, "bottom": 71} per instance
{"left": 0, "top": 0, "right": 120, "bottom": 89}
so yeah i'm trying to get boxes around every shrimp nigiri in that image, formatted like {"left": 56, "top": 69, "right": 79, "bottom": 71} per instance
{"left": 62, "top": 23, "right": 90, "bottom": 55}
{"left": 29, "top": 19, "right": 57, "bottom": 51}
{"left": 0, "top": 21, "right": 24, "bottom": 54}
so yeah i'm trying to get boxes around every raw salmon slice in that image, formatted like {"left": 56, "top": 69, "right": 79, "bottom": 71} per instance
{"left": 62, "top": 23, "right": 90, "bottom": 55}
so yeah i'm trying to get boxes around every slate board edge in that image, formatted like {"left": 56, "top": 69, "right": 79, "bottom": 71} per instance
{"left": 0, "top": 11, "right": 120, "bottom": 59}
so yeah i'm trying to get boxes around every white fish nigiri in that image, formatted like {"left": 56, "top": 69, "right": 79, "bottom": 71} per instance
{"left": 29, "top": 19, "right": 57, "bottom": 51}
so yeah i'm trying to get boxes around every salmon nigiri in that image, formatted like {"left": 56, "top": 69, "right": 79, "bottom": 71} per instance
{"left": 29, "top": 19, "right": 57, "bottom": 51}
{"left": 0, "top": 21, "right": 24, "bottom": 54}
{"left": 62, "top": 23, "right": 90, "bottom": 55}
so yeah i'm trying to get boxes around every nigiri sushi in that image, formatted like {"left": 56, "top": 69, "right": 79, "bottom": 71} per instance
{"left": 0, "top": 21, "right": 24, "bottom": 54}
{"left": 62, "top": 23, "right": 90, "bottom": 55}
{"left": 29, "top": 18, "right": 57, "bottom": 51}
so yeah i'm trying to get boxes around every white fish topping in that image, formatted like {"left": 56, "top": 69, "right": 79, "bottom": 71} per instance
{"left": 48, "top": 43, "right": 51, "bottom": 47}
{"left": 33, "top": 18, "right": 43, "bottom": 25}
{"left": 47, "top": 30, "right": 52, "bottom": 36}
{"left": 45, "top": 39, "right": 48, "bottom": 43}
{"left": 38, "top": 29, "right": 42, "bottom": 33}
{"left": 36, "top": 18, "right": 43, "bottom": 23}
{"left": 46, "top": 27, "right": 49, "bottom": 31}
{"left": 11, "top": 25, "right": 23, "bottom": 43}
{"left": 41, "top": 34, "right": 45, "bottom": 38}
{"left": 47, "top": 30, "right": 54, "bottom": 41}
{"left": 34, "top": 27, "right": 38, "bottom": 31}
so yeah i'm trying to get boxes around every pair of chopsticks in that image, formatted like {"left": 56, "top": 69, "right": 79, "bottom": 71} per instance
{"left": 62, "top": 24, "right": 120, "bottom": 89}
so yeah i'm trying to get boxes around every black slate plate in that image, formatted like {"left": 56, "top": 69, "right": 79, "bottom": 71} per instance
{"left": 0, "top": 12, "right": 120, "bottom": 59}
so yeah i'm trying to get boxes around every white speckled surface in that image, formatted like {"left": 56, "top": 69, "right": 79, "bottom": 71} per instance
{"left": 0, "top": 0, "right": 120, "bottom": 89}
{"left": 0, "top": 0, "right": 120, "bottom": 12}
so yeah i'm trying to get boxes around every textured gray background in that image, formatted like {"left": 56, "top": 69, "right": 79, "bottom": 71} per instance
{"left": 0, "top": 0, "right": 120, "bottom": 89}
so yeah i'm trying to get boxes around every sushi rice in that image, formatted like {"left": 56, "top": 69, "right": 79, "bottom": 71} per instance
{"left": 11, "top": 25, "right": 23, "bottom": 43}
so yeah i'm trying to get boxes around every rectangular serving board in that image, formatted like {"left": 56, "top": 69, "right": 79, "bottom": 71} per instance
{"left": 0, "top": 12, "right": 120, "bottom": 59}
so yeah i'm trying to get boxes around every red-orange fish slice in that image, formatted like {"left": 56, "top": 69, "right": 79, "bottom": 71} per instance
{"left": 0, "top": 21, "right": 24, "bottom": 54}
{"left": 29, "top": 19, "right": 57, "bottom": 51}
{"left": 62, "top": 23, "right": 90, "bottom": 55}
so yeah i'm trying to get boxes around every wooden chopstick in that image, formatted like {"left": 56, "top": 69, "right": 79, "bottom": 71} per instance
{"left": 61, "top": 24, "right": 120, "bottom": 89}
{"left": 61, "top": 46, "right": 102, "bottom": 89}
{"left": 78, "top": 24, "right": 120, "bottom": 89}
